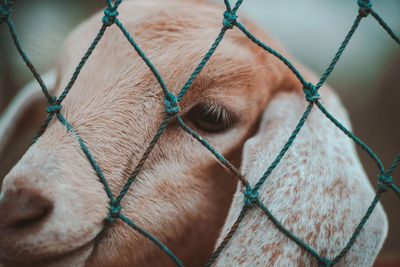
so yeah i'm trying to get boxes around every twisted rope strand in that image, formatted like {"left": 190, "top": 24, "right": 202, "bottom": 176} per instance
{"left": 236, "top": 21, "right": 308, "bottom": 86}
{"left": 115, "top": 19, "right": 169, "bottom": 97}
{"left": 6, "top": 19, "right": 52, "bottom": 102}
{"left": 119, "top": 213, "right": 184, "bottom": 267}
{"left": 257, "top": 200, "right": 326, "bottom": 264}
{"left": 177, "top": 115, "right": 248, "bottom": 187}
{"left": 370, "top": 10, "right": 400, "bottom": 45}
{"left": 1, "top": 0, "right": 399, "bottom": 265}
{"left": 315, "top": 15, "right": 363, "bottom": 90}
{"left": 115, "top": 116, "right": 171, "bottom": 206}
{"left": 316, "top": 101, "right": 384, "bottom": 172}
{"left": 206, "top": 205, "right": 248, "bottom": 267}
{"left": 57, "top": 25, "right": 108, "bottom": 104}
{"left": 253, "top": 103, "right": 314, "bottom": 191}
{"left": 57, "top": 113, "right": 115, "bottom": 203}
{"left": 330, "top": 191, "right": 384, "bottom": 264}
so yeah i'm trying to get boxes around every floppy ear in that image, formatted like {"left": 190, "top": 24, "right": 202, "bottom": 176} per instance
{"left": 0, "top": 70, "right": 56, "bottom": 158}
{"left": 213, "top": 85, "right": 388, "bottom": 266}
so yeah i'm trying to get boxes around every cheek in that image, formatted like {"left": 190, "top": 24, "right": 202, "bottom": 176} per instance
{"left": 74, "top": 109, "right": 253, "bottom": 261}
{"left": 96, "top": 153, "right": 238, "bottom": 266}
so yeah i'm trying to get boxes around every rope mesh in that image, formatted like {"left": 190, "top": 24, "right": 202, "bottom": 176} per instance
{"left": 1, "top": 0, "right": 399, "bottom": 266}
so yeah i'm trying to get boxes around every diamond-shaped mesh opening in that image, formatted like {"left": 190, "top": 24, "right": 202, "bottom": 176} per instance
{"left": 0, "top": 0, "right": 399, "bottom": 266}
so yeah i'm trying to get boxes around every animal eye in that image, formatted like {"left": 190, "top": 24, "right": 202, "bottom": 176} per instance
{"left": 188, "top": 103, "right": 235, "bottom": 133}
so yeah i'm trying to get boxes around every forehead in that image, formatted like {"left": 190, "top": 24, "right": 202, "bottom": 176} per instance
{"left": 57, "top": 0, "right": 266, "bottom": 106}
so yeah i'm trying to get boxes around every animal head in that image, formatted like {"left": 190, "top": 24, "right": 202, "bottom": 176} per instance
{"left": 0, "top": 0, "right": 387, "bottom": 266}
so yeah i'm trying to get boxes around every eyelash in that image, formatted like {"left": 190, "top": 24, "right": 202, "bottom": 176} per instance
{"left": 187, "top": 103, "right": 235, "bottom": 133}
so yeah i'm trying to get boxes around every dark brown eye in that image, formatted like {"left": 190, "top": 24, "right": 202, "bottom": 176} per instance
{"left": 188, "top": 103, "right": 235, "bottom": 133}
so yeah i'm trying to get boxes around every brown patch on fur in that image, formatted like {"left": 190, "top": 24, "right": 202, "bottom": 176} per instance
{"left": 262, "top": 243, "right": 284, "bottom": 265}
{"left": 236, "top": 257, "right": 246, "bottom": 265}
{"left": 251, "top": 223, "right": 260, "bottom": 231}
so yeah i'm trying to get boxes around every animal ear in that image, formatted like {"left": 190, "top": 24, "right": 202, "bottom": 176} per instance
{"left": 213, "top": 84, "right": 388, "bottom": 265}
{"left": 0, "top": 70, "right": 56, "bottom": 158}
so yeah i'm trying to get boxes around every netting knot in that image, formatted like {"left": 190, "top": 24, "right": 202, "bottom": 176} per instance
{"left": 222, "top": 10, "right": 237, "bottom": 30}
{"left": 303, "top": 82, "right": 320, "bottom": 102}
{"left": 358, "top": 0, "right": 372, "bottom": 17}
{"left": 107, "top": 204, "right": 121, "bottom": 223}
{"left": 378, "top": 172, "right": 392, "bottom": 192}
{"left": 0, "top": 1, "right": 13, "bottom": 24}
{"left": 46, "top": 97, "right": 62, "bottom": 114}
{"left": 102, "top": 7, "right": 119, "bottom": 26}
{"left": 163, "top": 91, "right": 180, "bottom": 117}
{"left": 244, "top": 186, "right": 259, "bottom": 208}
{"left": 318, "top": 257, "right": 331, "bottom": 267}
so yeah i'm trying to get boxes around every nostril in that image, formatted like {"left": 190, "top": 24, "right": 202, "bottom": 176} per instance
{"left": 6, "top": 198, "right": 51, "bottom": 229}
{"left": 0, "top": 188, "right": 53, "bottom": 230}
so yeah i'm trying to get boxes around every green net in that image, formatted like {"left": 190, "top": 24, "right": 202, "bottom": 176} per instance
{"left": 0, "top": 0, "right": 399, "bottom": 266}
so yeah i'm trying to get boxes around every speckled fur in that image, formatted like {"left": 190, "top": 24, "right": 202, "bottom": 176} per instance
{"left": 0, "top": 0, "right": 387, "bottom": 266}
{"left": 214, "top": 88, "right": 388, "bottom": 266}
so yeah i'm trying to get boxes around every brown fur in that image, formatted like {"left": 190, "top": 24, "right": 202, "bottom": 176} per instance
{"left": 0, "top": 0, "right": 387, "bottom": 266}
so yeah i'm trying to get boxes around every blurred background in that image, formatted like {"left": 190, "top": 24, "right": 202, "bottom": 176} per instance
{"left": 0, "top": 0, "right": 399, "bottom": 264}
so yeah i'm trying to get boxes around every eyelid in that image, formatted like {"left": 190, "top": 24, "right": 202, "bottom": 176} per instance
{"left": 198, "top": 103, "right": 236, "bottom": 126}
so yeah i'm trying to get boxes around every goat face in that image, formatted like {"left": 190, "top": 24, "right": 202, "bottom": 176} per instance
{"left": 0, "top": 0, "right": 389, "bottom": 266}
{"left": 0, "top": 1, "right": 294, "bottom": 266}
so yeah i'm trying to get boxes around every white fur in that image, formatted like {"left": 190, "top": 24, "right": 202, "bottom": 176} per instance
{"left": 0, "top": 1, "right": 388, "bottom": 266}
{"left": 215, "top": 89, "right": 388, "bottom": 266}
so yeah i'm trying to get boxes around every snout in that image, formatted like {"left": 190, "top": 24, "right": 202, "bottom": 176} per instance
{"left": 0, "top": 147, "right": 108, "bottom": 265}
{"left": 0, "top": 185, "right": 55, "bottom": 264}
{"left": 0, "top": 187, "right": 53, "bottom": 232}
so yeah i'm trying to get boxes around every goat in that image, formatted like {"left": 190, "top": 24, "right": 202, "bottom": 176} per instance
{"left": 0, "top": 0, "right": 388, "bottom": 266}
